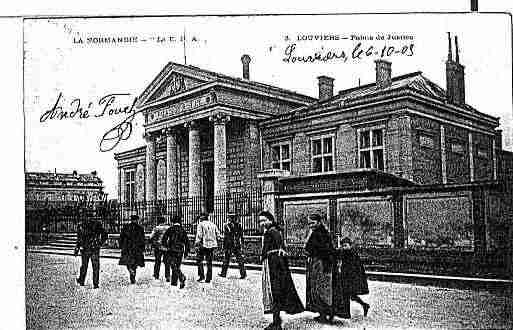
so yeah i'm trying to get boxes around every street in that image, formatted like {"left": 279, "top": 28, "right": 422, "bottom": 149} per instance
{"left": 26, "top": 253, "right": 512, "bottom": 329}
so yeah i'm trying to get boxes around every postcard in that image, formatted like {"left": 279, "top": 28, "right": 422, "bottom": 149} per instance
{"left": 22, "top": 13, "right": 513, "bottom": 329}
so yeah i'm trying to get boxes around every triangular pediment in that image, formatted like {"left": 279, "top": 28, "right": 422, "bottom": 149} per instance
{"left": 147, "top": 72, "right": 209, "bottom": 103}
{"left": 137, "top": 63, "right": 218, "bottom": 108}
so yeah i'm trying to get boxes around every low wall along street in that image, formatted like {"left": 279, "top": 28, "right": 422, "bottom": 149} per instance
{"left": 26, "top": 171, "right": 513, "bottom": 278}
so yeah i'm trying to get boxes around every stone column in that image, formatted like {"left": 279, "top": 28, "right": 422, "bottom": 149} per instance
{"left": 210, "top": 114, "right": 230, "bottom": 195}
{"left": 165, "top": 128, "right": 179, "bottom": 219}
{"left": 186, "top": 121, "right": 202, "bottom": 198}
{"left": 119, "top": 168, "right": 124, "bottom": 204}
{"left": 145, "top": 132, "right": 157, "bottom": 202}
{"left": 165, "top": 128, "right": 178, "bottom": 200}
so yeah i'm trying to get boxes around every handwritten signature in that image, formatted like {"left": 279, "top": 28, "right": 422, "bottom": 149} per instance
{"left": 282, "top": 42, "right": 414, "bottom": 64}
{"left": 40, "top": 92, "right": 143, "bottom": 152}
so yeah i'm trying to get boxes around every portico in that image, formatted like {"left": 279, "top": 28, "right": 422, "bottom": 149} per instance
{"left": 122, "top": 55, "right": 314, "bottom": 215}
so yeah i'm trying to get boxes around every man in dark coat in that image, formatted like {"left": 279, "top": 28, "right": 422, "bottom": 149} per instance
{"left": 119, "top": 215, "right": 146, "bottom": 284}
{"left": 74, "top": 211, "right": 108, "bottom": 289}
{"left": 338, "top": 237, "right": 370, "bottom": 317}
{"left": 219, "top": 213, "right": 246, "bottom": 279}
{"left": 149, "top": 216, "right": 170, "bottom": 280}
{"left": 161, "top": 216, "right": 190, "bottom": 288}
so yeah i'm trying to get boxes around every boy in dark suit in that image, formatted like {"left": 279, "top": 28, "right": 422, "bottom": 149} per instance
{"left": 338, "top": 237, "right": 370, "bottom": 317}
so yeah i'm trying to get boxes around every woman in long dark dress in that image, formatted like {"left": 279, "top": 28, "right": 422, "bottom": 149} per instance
{"left": 259, "top": 211, "right": 304, "bottom": 330}
{"left": 305, "top": 213, "right": 350, "bottom": 323}
{"left": 119, "top": 215, "right": 146, "bottom": 284}
{"left": 338, "top": 237, "right": 370, "bottom": 316}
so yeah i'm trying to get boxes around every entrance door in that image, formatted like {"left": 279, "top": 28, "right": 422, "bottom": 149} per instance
{"left": 202, "top": 161, "right": 214, "bottom": 213}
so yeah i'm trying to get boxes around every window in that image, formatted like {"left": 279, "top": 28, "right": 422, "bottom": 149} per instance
{"left": 311, "top": 135, "right": 334, "bottom": 173}
{"left": 125, "top": 169, "right": 136, "bottom": 207}
{"left": 451, "top": 142, "right": 464, "bottom": 154}
{"left": 476, "top": 144, "right": 489, "bottom": 158}
{"left": 419, "top": 134, "right": 435, "bottom": 149}
{"left": 359, "top": 128, "right": 385, "bottom": 170}
{"left": 271, "top": 143, "right": 291, "bottom": 171}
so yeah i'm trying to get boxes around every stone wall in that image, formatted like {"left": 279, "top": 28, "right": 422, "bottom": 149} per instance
{"left": 444, "top": 124, "right": 470, "bottom": 183}
{"left": 226, "top": 119, "right": 246, "bottom": 194}
{"left": 404, "top": 191, "right": 473, "bottom": 250}
{"left": 386, "top": 115, "right": 413, "bottom": 180}
{"left": 291, "top": 133, "right": 310, "bottom": 176}
{"left": 411, "top": 115, "right": 442, "bottom": 184}
{"left": 472, "top": 131, "right": 493, "bottom": 181}
{"left": 335, "top": 124, "right": 357, "bottom": 171}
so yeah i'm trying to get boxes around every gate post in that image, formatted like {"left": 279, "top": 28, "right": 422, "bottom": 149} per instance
{"left": 257, "top": 169, "right": 289, "bottom": 220}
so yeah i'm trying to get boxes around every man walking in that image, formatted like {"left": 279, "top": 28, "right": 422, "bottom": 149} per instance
{"left": 195, "top": 213, "right": 220, "bottom": 283}
{"left": 119, "top": 215, "right": 146, "bottom": 284}
{"left": 74, "top": 210, "right": 108, "bottom": 289}
{"left": 149, "top": 216, "right": 170, "bottom": 280}
{"left": 161, "top": 216, "right": 190, "bottom": 288}
{"left": 219, "top": 213, "right": 247, "bottom": 279}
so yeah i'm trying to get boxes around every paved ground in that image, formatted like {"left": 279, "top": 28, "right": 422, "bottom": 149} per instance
{"left": 26, "top": 253, "right": 513, "bottom": 330}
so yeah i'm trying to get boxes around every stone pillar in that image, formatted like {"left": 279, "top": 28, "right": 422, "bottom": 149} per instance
{"left": 469, "top": 132, "right": 475, "bottom": 182}
{"left": 441, "top": 125, "right": 447, "bottom": 184}
{"left": 186, "top": 121, "right": 202, "bottom": 198}
{"left": 392, "top": 193, "right": 405, "bottom": 248}
{"left": 210, "top": 114, "right": 230, "bottom": 195}
{"left": 145, "top": 133, "right": 157, "bottom": 202}
{"left": 246, "top": 121, "right": 261, "bottom": 189}
{"left": 472, "top": 187, "right": 487, "bottom": 270}
{"left": 257, "top": 169, "right": 290, "bottom": 222}
{"left": 165, "top": 128, "right": 179, "bottom": 200}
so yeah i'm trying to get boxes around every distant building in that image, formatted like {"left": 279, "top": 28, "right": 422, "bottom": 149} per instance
{"left": 25, "top": 170, "right": 106, "bottom": 203}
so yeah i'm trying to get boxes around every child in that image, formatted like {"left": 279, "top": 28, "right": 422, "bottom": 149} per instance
{"left": 339, "top": 237, "right": 370, "bottom": 317}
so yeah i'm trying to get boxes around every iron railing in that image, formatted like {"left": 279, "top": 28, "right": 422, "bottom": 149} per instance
{"left": 25, "top": 189, "right": 263, "bottom": 236}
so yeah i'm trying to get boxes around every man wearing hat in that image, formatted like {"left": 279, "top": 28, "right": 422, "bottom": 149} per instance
{"left": 194, "top": 213, "right": 221, "bottom": 283}
{"left": 219, "top": 213, "right": 246, "bottom": 279}
{"left": 149, "top": 216, "right": 170, "bottom": 280}
{"left": 161, "top": 215, "right": 190, "bottom": 288}
{"left": 74, "top": 209, "right": 108, "bottom": 289}
{"left": 119, "top": 214, "right": 146, "bottom": 284}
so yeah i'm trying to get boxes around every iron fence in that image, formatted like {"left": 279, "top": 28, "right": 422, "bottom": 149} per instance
{"left": 25, "top": 189, "right": 263, "bottom": 236}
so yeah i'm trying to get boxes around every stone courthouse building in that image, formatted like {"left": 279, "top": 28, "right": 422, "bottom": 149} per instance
{"left": 115, "top": 35, "right": 513, "bottom": 273}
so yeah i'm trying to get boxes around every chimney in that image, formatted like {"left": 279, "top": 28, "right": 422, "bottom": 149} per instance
{"left": 446, "top": 33, "right": 466, "bottom": 105}
{"left": 317, "top": 76, "right": 334, "bottom": 101}
{"left": 241, "top": 54, "right": 251, "bottom": 80}
{"left": 375, "top": 59, "right": 392, "bottom": 88}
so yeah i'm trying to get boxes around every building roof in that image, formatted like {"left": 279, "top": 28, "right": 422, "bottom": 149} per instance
{"left": 137, "top": 61, "right": 317, "bottom": 108}
{"left": 26, "top": 171, "right": 103, "bottom": 185}
{"left": 280, "top": 71, "right": 496, "bottom": 122}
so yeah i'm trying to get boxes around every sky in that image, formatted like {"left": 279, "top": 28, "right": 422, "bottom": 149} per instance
{"left": 24, "top": 14, "right": 513, "bottom": 199}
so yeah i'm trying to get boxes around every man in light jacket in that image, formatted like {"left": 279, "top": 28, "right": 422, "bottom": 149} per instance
{"left": 195, "top": 213, "right": 220, "bottom": 283}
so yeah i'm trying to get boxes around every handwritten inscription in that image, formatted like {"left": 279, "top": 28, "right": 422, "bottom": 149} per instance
{"left": 283, "top": 42, "right": 414, "bottom": 64}
{"left": 40, "top": 91, "right": 217, "bottom": 152}
{"left": 40, "top": 92, "right": 136, "bottom": 123}
{"left": 40, "top": 92, "right": 140, "bottom": 152}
